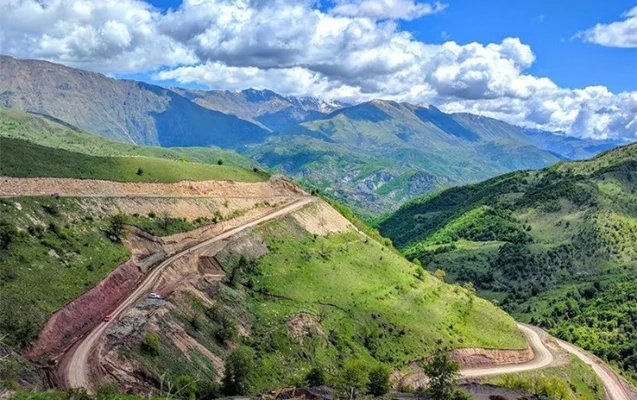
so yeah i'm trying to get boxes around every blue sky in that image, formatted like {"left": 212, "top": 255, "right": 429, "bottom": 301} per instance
{"left": 1, "top": 0, "right": 635, "bottom": 139}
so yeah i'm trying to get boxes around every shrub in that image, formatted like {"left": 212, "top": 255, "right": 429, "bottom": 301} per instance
{"left": 367, "top": 366, "right": 390, "bottom": 397}
{"left": 141, "top": 331, "right": 160, "bottom": 356}
{"left": 305, "top": 366, "right": 327, "bottom": 387}
{"left": 223, "top": 346, "right": 255, "bottom": 395}
{"left": 341, "top": 359, "right": 368, "bottom": 399}
{"left": 217, "top": 159, "right": 224, "bottom": 165}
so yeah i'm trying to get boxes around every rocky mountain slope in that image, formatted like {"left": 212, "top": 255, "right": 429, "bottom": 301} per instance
{"left": 171, "top": 88, "right": 345, "bottom": 132}
{"left": 377, "top": 143, "right": 637, "bottom": 384}
{"left": 0, "top": 55, "right": 268, "bottom": 147}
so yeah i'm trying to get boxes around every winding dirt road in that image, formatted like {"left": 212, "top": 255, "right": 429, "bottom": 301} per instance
{"left": 459, "top": 324, "right": 633, "bottom": 400}
{"left": 62, "top": 197, "right": 315, "bottom": 391}
{"left": 460, "top": 324, "right": 553, "bottom": 379}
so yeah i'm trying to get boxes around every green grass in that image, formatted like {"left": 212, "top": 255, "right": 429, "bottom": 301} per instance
{"left": 484, "top": 357, "right": 605, "bottom": 400}
{"left": 0, "top": 107, "right": 262, "bottom": 170}
{"left": 0, "top": 137, "right": 268, "bottom": 183}
{"left": 0, "top": 197, "right": 130, "bottom": 349}
{"left": 215, "top": 216, "right": 527, "bottom": 393}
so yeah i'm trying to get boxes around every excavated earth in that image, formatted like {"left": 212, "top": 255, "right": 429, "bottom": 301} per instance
{"left": 0, "top": 176, "right": 304, "bottom": 198}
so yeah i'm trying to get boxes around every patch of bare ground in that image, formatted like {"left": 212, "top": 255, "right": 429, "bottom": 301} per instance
{"left": 449, "top": 347, "right": 534, "bottom": 369}
{"left": 291, "top": 201, "right": 353, "bottom": 236}
{"left": 0, "top": 176, "right": 305, "bottom": 198}
{"left": 287, "top": 312, "right": 325, "bottom": 342}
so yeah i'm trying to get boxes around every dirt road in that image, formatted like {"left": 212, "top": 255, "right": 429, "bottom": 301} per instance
{"left": 460, "top": 324, "right": 553, "bottom": 379}
{"left": 62, "top": 197, "right": 315, "bottom": 391}
{"left": 460, "top": 324, "right": 633, "bottom": 400}
{"left": 555, "top": 338, "right": 633, "bottom": 400}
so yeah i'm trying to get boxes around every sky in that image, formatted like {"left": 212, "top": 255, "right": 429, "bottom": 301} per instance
{"left": 0, "top": 0, "right": 636, "bottom": 140}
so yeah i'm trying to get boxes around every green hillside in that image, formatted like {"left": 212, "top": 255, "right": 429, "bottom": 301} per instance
{"left": 247, "top": 100, "right": 562, "bottom": 215}
{"left": 0, "top": 108, "right": 270, "bottom": 183}
{"left": 0, "top": 107, "right": 263, "bottom": 170}
{"left": 109, "top": 207, "right": 526, "bottom": 395}
{"left": 378, "top": 143, "right": 637, "bottom": 383}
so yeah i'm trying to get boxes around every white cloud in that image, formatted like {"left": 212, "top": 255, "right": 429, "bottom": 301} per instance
{"left": 330, "top": 0, "right": 448, "bottom": 21}
{"left": 0, "top": 0, "right": 196, "bottom": 72}
{"left": 577, "top": 6, "right": 637, "bottom": 48}
{"left": 0, "top": 0, "right": 635, "bottom": 140}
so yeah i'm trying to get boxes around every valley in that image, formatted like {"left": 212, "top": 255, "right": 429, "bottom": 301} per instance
{"left": 1, "top": 54, "right": 636, "bottom": 400}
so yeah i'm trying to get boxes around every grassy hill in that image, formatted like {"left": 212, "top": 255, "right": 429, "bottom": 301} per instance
{"left": 0, "top": 108, "right": 269, "bottom": 183}
{"left": 378, "top": 143, "right": 637, "bottom": 383}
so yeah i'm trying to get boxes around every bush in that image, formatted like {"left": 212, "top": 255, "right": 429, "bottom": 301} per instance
{"left": 341, "top": 359, "right": 368, "bottom": 399}
{"left": 174, "top": 374, "right": 198, "bottom": 400}
{"left": 422, "top": 348, "right": 459, "bottom": 400}
{"left": 305, "top": 366, "right": 327, "bottom": 387}
{"left": 217, "top": 159, "right": 224, "bottom": 165}
{"left": 223, "top": 346, "right": 255, "bottom": 395}
{"left": 0, "top": 221, "right": 19, "bottom": 250}
{"left": 141, "top": 331, "right": 160, "bottom": 356}
{"left": 367, "top": 366, "right": 390, "bottom": 397}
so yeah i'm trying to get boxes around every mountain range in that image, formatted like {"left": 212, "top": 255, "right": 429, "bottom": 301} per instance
{"left": 0, "top": 54, "right": 625, "bottom": 215}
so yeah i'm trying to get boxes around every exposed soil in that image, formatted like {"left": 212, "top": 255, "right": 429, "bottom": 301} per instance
{"left": 287, "top": 312, "right": 325, "bottom": 341}
{"left": 24, "top": 260, "right": 144, "bottom": 362}
{"left": 450, "top": 347, "right": 534, "bottom": 369}
{"left": 290, "top": 201, "right": 353, "bottom": 236}
{"left": 0, "top": 176, "right": 305, "bottom": 198}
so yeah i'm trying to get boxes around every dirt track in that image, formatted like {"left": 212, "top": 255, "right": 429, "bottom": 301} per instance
{"left": 61, "top": 197, "right": 315, "bottom": 391}
{"left": 460, "top": 324, "right": 634, "bottom": 400}
{"left": 0, "top": 176, "right": 305, "bottom": 198}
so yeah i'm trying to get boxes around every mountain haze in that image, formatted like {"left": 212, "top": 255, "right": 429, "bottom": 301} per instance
{"left": 0, "top": 55, "right": 268, "bottom": 147}
{"left": 1, "top": 55, "right": 626, "bottom": 215}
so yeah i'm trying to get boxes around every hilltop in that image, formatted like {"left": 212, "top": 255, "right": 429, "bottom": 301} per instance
{"left": 378, "top": 143, "right": 637, "bottom": 383}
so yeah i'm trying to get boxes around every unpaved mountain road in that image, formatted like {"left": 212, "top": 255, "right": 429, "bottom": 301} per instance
{"left": 555, "top": 338, "right": 634, "bottom": 400}
{"left": 61, "top": 197, "right": 315, "bottom": 391}
{"left": 460, "top": 324, "right": 634, "bottom": 400}
{"left": 460, "top": 324, "right": 553, "bottom": 379}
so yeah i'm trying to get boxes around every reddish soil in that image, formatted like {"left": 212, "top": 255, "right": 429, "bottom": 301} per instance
{"left": 24, "top": 260, "right": 144, "bottom": 362}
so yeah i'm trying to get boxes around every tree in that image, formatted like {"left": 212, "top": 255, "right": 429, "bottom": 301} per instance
{"left": 367, "top": 366, "right": 390, "bottom": 397}
{"left": 107, "top": 214, "right": 127, "bottom": 242}
{"left": 217, "top": 159, "right": 224, "bottom": 165}
{"left": 136, "top": 167, "right": 144, "bottom": 176}
{"left": 422, "top": 348, "right": 459, "bottom": 400}
{"left": 305, "top": 366, "right": 327, "bottom": 387}
{"left": 434, "top": 269, "right": 446, "bottom": 282}
{"left": 223, "top": 346, "right": 255, "bottom": 395}
{"left": 341, "top": 359, "right": 368, "bottom": 399}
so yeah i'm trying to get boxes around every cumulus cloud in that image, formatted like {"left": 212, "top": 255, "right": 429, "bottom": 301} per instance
{"left": 0, "top": 0, "right": 635, "bottom": 140}
{"left": 577, "top": 6, "right": 637, "bottom": 48}
{"left": 0, "top": 0, "right": 196, "bottom": 72}
{"left": 330, "top": 0, "right": 448, "bottom": 21}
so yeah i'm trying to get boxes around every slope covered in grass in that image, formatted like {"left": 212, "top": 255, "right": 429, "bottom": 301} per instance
{"left": 0, "top": 107, "right": 263, "bottom": 170}
{"left": 208, "top": 212, "right": 526, "bottom": 393}
{"left": 378, "top": 143, "right": 637, "bottom": 383}
{"left": 0, "top": 137, "right": 268, "bottom": 183}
